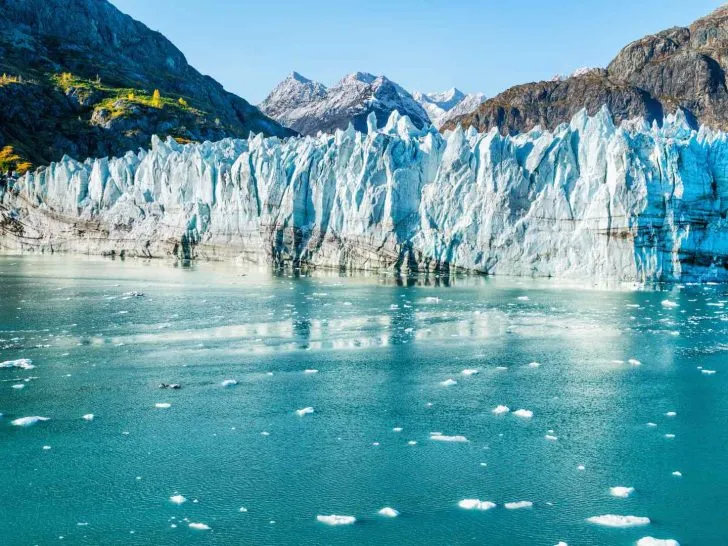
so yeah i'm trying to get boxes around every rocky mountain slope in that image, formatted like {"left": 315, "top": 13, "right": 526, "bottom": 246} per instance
{"left": 259, "top": 72, "right": 430, "bottom": 135}
{"left": 412, "top": 88, "right": 486, "bottom": 128}
{"left": 0, "top": 0, "right": 291, "bottom": 173}
{"left": 444, "top": 5, "right": 728, "bottom": 134}
{"left": 3, "top": 108, "right": 726, "bottom": 282}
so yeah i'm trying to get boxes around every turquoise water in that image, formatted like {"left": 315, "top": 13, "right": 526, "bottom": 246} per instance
{"left": 1, "top": 255, "right": 726, "bottom": 545}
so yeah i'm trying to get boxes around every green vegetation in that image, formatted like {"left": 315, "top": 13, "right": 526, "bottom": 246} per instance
{"left": 0, "top": 146, "right": 32, "bottom": 174}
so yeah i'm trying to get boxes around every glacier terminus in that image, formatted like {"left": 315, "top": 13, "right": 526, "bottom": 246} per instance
{"left": 1, "top": 107, "right": 727, "bottom": 283}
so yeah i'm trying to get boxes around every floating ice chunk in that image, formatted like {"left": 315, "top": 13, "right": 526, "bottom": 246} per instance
{"left": 661, "top": 300, "right": 679, "bottom": 308}
{"left": 304, "top": 369, "right": 319, "bottom": 374}
{"left": 221, "top": 379, "right": 238, "bottom": 387}
{"left": 555, "top": 542, "right": 568, "bottom": 546}
{"left": 701, "top": 369, "right": 717, "bottom": 375}
{"left": 492, "top": 405, "right": 510, "bottom": 415}
{"left": 296, "top": 407, "right": 314, "bottom": 416}
{"left": 392, "top": 427, "right": 403, "bottom": 432}
{"left": 188, "top": 522, "right": 210, "bottom": 530}
{"left": 628, "top": 359, "right": 642, "bottom": 366}
{"left": 43, "top": 445, "right": 51, "bottom": 450}
{"left": 517, "top": 296, "right": 530, "bottom": 301}
{"left": 239, "top": 507, "right": 248, "bottom": 512}
{"left": 577, "top": 465, "right": 586, "bottom": 471}
{"left": 664, "top": 434, "right": 675, "bottom": 439}
{"left": 12, "top": 384, "right": 25, "bottom": 389}
{"left": 316, "top": 515, "right": 356, "bottom": 526}
{"left": 430, "top": 433, "right": 468, "bottom": 443}
{"left": 458, "top": 499, "right": 496, "bottom": 511}
{"left": 505, "top": 501, "right": 533, "bottom": 510}
{"left": 672, "top": 471, "right": 682, "bottom": 477}
{"left": 665, "top": 411, "right": 676, "bottom": 417}
{"left": 155, "top": 403, "right": 171, "bottom": 409}
{"left": 82, "top": 414, "right": 94, "bottom": 421}
{"left": 528, "top": 362, "right": 541, "bottom": 368}
{"left": 425, "top": 297, "right": 440, "bottom": 304}
{"left": 636, "top": 538, "right": 679, "bottom": 546}
{"left": 169, "top": 495, "right": 187, "bottom": 505}
{"left": 407, "top": 440, "right": 417, "bottom": 446}
{"left": 461, "top": 369, "right": 479, "bottom": 376}
{"left": 378, "top": 507, "right": 399, "bottom": 517}
{"left": 0, "top": 358, "right": 34, "bottom": 370}
{"left": 440, "top": 378, "right": 457, "bottom": 386}
{"left": 587, "top": 515, "right": 650, "bottom": 527}
{"left": 545, "top": 434, "right": 558, "bottom": 441}
{"left": 609, "top": 486, "right": 635, "bottom": 498}
{"left": 513, "top": 409, "right": 533, "bottom": 419}
{"left": 647, "top": 422, "right": 657, "bottom": 427}
{"left": 11, "top": 416, "right": 49, "bottom": 426}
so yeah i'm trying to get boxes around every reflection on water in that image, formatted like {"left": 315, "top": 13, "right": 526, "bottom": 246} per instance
{"left": 0, "top": 254, "right": 726, "bottom": 546}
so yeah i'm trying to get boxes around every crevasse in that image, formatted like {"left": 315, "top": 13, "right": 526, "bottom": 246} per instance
{"left": 2, "top": 106, "right": 727, "bottom": 282}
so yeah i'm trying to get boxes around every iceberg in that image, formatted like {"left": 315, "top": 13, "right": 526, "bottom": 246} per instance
{"left": 11, "top": 416, "right": 50, "bottom": 426}
{"left": 587, "top": 514, "right": 650, "bottom": 527}
{"left": 316, "top": 514, "right": 356, "bottom": 526}
{"left": 3, "top": 107, "right": 727, "bottom": 282}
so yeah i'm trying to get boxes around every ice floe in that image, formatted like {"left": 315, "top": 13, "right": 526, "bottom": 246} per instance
{"left": 430, "top": 433, "right": 468, "bottom": 443}
{"left": 609, "top": 486, "right": 635, "bottom": 498}
{"left": 0, "top": 358, "right": 34, "bottom": 370}
{"left": 636, "top": 538, "right": 679, "bottom": 546}
{"left": 458, "top": 499, "right": 496, "bottom": 511}
{"left": 661, "top": 300, "right": 679, "bottom": 308}
{"left": 155, "top": 403, "right": 171, "bottom": 409}
{"left": 188, "top": 522, "right": 210, "bottom": 530}
{"left": 701, "top": 369, "right": 717, "bottom": 375}
{"left": 169, "top": 495, "right": 187, "bottom": 505}
{"left": 378, "top": 507, "right": 399, "bottom": 517}
{"left": 461, "top": 369, "right": 479, "bottom": 376}
{"left": 304, "top": 369, "right": 319, "bottom": 374}
{"left": 545, "top": 434, "right": 558, "bottom": 441}
{"left": 440, "top": 378, "right": 457, "bottom": 386}
{"left": 672, "top": 471, "right": 682, "bottom": 477}
{"left": 587, "top": 514, "right": 650, "bottom": 527}
{"left": 316, "top": 514, "right": 356, "bottom": 526}
{"left": 504, "top": 501, "right": 533, "bottom": 510}
{"left": 11, "top": 416, "right": 49, "bottom": 426}
{"left": 665, "top": 411, "right": 677, "bottom": 417}
{"left": 492, "top": 405, "right": 510, "bottom": 415}
{"left": 221, "top": 379, "right": 238, "bottom": 387}
{"left": 296, "top": 407, "right": 314, "bottom": 416}
{"left": 392, "top": 427, "right": 403, "bottom": 432}
{"left": 628, "top": 359, "right": 642, "bottom": 366}
{"left": 513, "top": 409, "right": 533, "bottom": 419}
{"left": 527, "top": 362, "right": 541, "bottom": 368}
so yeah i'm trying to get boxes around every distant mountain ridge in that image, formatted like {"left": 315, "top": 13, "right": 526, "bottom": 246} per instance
{"left": 259, "top": 72, "right": 486, "bottom": 134}
{"left": 0, "top": 0, "right": 291, "bottom": 172}
{"left": 444, "top": 5, "right": 728, "bottom": 134}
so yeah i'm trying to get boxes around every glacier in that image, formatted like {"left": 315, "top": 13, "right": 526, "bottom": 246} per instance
{"left": 1, "top": 106, "right": 727, "bottom": 282}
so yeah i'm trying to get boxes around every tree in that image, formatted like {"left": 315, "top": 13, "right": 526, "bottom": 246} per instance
{"left": 151, "top": 89, "right": 162, "bottom": 108}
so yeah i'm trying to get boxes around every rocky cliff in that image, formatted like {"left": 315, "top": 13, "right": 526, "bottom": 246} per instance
{"left": 444, "top": 6, "right": 728, "bottom": 134}
{"left": 0, "top": 0, "right": 292, "bottom": 172}
{"left": 2, "top": 109, "right": 726, "bottom": 283}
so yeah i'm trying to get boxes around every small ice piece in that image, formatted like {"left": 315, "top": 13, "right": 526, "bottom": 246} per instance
{"left": 296, "top": 407, "right": 314, "bottom": 416}
{"left": 504, "top": 501, "right": 533, "bottom": 510}
{"left": 316, "top": 515, "right": 356, "bottom": 526}
{"left": 527, "top": 362, "right": 541, "bottom": 368}
{"left": 0, "top": 358, "right": 34, "bottom": 370}
{"left": 155, "top": 403, "right": 171, "bottom": 409}
{"left": 628, "top": 358, "right": 642, "bottom": 366}
{"left": 239, "top": 507, "right": 248, "bottom": 512}
{"left": 555, "top": 543, "right": 568, "bottom": 546}
{"left": 82, "top": 414, "right": 94, "bottom": 421}
{"left": 492, "top": 405, "right": 510, "bottom": 415}
{"left": 407, "top": 440, "right": 417, "bottom": 446}
{"left": 661, "top": 300, "right": 679, "bottom": 308}
{"left": 169, "top": 495, "right": 187, "bottom": 505}
{"left": 513, "top": 409, "right": 533, "bottom": 419}
{"left": 545, "top": 434, "right": 558, "bottom": 441}
{"left": 587, "top": 515, "right": 650, "bottom": 527}
{"left": 517, "top": 296, "right": 529, "bottom": 301}
{"left": 304, "top": 369, "right": 319, "bottom": 374}
{"left": 672, "top": 471, "right": 682, "bottom": 477}
{"left": 701, "top": 369, "right": 717, "bottom": 375}
{"left": 392, "top": 427, "right": 403, "bottom": 432}
{"left": 636, "top": 538, "right": 680, "bottom": 546}
{"left": 12, "top": 384, "right": 25, "bottom": 389}
{"left": 378, "top": 507, "right": 399, "bottom": 517}
{"left": 647, "top": 422, "right": 657, "bottom": 427}
{"left": 665, "top": 411, "right": 676, "bottom": 417}
{"left": 43, "top": 445, "right": 51, "bottom": 450}
{"left": 577, "top": 465, "right": 586, "bottom": 471}
{"left": 458, "top": 499, "right": 496, "bottom": 511}
{"left": 188, "top": 522, "right": 210, "bottom": 530}
{"left": 664, "top": 434, "right": 675, "bottom": 439}
{"left": 11, "top": 416, "right": 49, "bottom": 427}
{"left": 609, "top": 486, "right": 635, "bottom": 498}
{"left": 221, "top": 379, "right": 238, "bottom": 387}
{"left": 461, "top": 369, "right": 479, "bottom": 376}
{"left": 430, "top": 433, "right": 468, "bottom": 443}
{"left": 496, "top": 366, "right": 508, "bottom": 371}
{"left": 440, "top": 378, "right": 457, "bottom": 386}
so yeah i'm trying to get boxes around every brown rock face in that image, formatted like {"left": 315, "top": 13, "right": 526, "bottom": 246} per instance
{"left": 444, "top": 6, "right": 728, "bottom": 134}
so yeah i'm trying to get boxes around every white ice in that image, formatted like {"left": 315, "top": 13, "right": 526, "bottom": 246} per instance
{"left": 587, "top": 515, "right": 650, "bottom": 527}
{"left": 458, "top": 499, "right": 496, "bottom": 511}
{"left": 316, "top": 515, "right": 356, "bottom": 526}
{"left": 296, "top": 407, "right": 314, "bottom": 416}
{"left": 504, "top": 501, "right": 533, "bottom": 510}
{"left": 513, "top": 409, "right": 533, "bottom": 419}
{"left": 609, "top": 486, "right": 635, "bottom": 498}
{"left": 11, "top": 416, "right": 49, "bottom": 426}
{"left": 378, "top": 507, "right": 399, "bottom": 517}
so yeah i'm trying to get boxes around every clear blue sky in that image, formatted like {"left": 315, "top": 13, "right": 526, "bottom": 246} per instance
{"left": 110, "top": 0, "right": 723, "bottom": 104}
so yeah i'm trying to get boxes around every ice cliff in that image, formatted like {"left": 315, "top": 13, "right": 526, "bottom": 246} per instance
{"left": 2, "top": 107, "right": 727, "bottom": 282}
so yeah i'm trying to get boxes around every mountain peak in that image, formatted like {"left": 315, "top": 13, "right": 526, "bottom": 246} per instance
{"left": 289, "top": 71, "right": 313, "bottom": 84}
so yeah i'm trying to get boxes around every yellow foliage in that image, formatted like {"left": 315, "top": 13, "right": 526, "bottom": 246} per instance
{"left": 128, "top": 92, "right": 135, "bottom": 100}
{"left": 151, "top": 89, "right": 162, "bottom": 108}
{"left": 178, "top": 97, "right": 188, "bottom": 108}
{"left": 0, "top": 146, "right": 32, "bottom": 174}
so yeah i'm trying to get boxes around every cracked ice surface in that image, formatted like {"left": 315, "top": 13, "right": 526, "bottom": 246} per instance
{"left": 4, "top": 107, "right": 727, "bottom": 282}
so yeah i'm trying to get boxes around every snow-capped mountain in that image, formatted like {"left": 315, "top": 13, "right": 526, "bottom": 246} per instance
{"left": 412, "top": 88, "right": 486, "bottom": 128}
{"left": 259, "top": 72, "right": 430, "bottom": 135}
